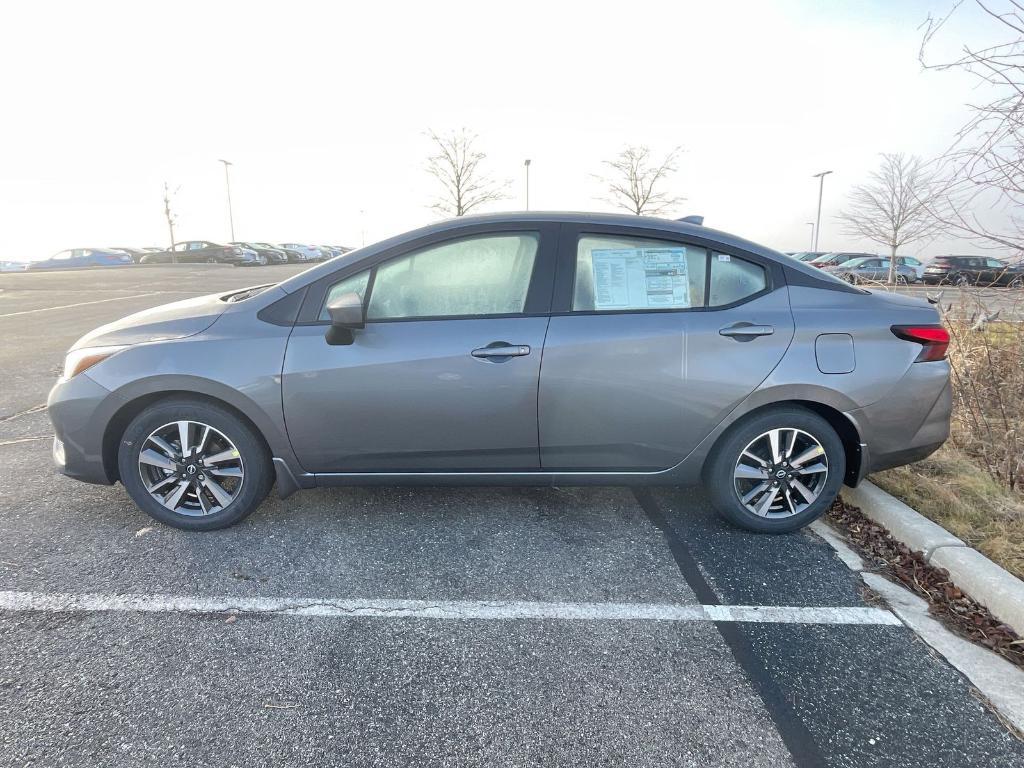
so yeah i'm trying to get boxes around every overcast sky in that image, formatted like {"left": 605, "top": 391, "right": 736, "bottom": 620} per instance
{"left": 0, "top": 0, "right": 1002, "bottom": 261}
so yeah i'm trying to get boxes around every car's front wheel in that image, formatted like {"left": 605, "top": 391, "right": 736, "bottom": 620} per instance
{"left": 704, "top": 406, "right": 845, "bottom": 533}
{"left": 117, "top": 398, "right": 273, "bottom": 530}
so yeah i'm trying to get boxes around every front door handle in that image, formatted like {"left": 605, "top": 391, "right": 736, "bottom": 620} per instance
{"left": 719, "top": 323, "right": 774, "bottom": 339}
{"left": 471, "top": 343, "right": 531, "bottom": 358}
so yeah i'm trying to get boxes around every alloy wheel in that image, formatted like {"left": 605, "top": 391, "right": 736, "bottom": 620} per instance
{"left": 137, "top": 420, "right": 244, "bottom": 517}
{"left": 732, "top": 428, "right": 828, "bottom": 518}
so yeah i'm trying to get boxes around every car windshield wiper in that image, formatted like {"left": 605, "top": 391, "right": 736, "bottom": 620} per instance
{"left": 223, "top": 284, "right": 274, "bottom": 302}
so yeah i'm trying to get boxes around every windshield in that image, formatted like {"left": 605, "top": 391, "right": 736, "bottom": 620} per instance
{"left": 838, "top": 258, "right": 869, "bottom": 268}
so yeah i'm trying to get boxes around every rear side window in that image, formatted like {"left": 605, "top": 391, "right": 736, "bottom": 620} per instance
{"left": 573, "top": 235, "right": 707, "bottom": 311}
{"left": 709, "top": 254, "right": 767, "bottom": 307}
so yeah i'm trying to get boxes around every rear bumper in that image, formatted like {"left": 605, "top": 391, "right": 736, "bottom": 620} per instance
{"left": 47, "top": 372, "right": 117, "bottom": 485}
{"left": 845, "top": 360, "right": 951, "bottom": 479}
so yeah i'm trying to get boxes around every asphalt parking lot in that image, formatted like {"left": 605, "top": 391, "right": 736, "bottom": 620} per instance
{"left": 1, "top": 265, "right": 1023, "bottom": 767}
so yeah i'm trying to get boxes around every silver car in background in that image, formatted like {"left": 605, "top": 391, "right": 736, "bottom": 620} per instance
{"left": 48, "top": 213, "right": 951, "bottom": 533}
{"left": 826, "top": 256, "right": 919, "bottom": 285}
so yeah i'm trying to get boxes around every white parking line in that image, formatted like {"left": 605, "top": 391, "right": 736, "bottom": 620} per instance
{"left": 0, "top": 590, "right": 901, "bottom": 625}
{"left": 0, "top": 292, "right": 160, "bottom": 318}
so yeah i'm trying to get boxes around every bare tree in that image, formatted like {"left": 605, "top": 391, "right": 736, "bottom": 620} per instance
{"left": 920, "top": 1, "right": 1024, "bottom": 251}
{"left": 838, "top": 153, "right": 947, "bottom": 284}
{"left": 425, "top": 129, "right": 509, "bottom": 216}
{"left": 163, "top": 182, "right": 179, "bottom": 259}
{"left": 597, "top": 145, "right": 685, "bottom": 216}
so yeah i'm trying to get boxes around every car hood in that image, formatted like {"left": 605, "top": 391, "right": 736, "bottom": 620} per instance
{"left": 70, "top": 291, "right": 229, "bottom": 350}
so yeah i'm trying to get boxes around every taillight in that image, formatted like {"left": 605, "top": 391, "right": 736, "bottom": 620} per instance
{"left": 891, "top": 325, "right": 950, "bottom": 362}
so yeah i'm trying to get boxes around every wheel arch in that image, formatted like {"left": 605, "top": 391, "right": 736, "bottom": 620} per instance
{"left": 702, "top": 398, "right": 863, "bottom": 487}
{"left": 100, "top": 381, "right": 286, "bottom": 483}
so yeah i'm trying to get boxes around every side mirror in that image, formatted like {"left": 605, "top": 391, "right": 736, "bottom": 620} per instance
{"left": 325, "top": 292, "right": 364, "bottom": 346}
{"left": 327, "top": 292, "right": 365, "bottom": 329}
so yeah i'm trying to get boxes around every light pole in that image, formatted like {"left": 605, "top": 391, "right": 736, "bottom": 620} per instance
{"left": 218, "top": 159, "right": 235, "bottom": 241}
{"left": 524, "top": 159, "right": 531, "bottom": 210}
{"left": 806, "top": 222, "right": 815, "bottom": 251}
{"left": 812, "top": 170, "right": 832, "bottom": 252}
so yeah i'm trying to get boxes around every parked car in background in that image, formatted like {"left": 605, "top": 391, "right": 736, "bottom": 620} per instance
{"left": 808, "top": 252, "right": 872, "bottom": 269}
{"left": 279, "top": 243, "right": 323, "bottom": 262}
{"left": 140, "top": 241, "right": 260, "bottom": 266}
{"left": 825, "top": 257, "right": 918, "bottom": 285}
{"left": 231, "top": 242, "right": 287, "bottom": 265}
{"left": 788, "top": 251, "right": 827, "bottom": 262}
{"left": 110, "top": 247, "right": 151, "bottom": 263}
{"left": 895, "top": 256, "right": 924, "bottom": 281}
{"left": 922, "top": 255, "right": 1024, "bottom": 287}
{"left": 28, "top": 248, "right": 133, "bottom": 270}
{"left": 272, "top": 245, "right": 306, "bottom": 263}
{"left": 317, "top": 245, "right": 344, "bottom": 259}
{"left": 48, "top": 212, "right": 951, "bottom": 535}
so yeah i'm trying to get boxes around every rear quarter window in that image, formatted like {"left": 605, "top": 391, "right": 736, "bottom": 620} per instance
{"left": 709, "top": 254, "right": 767, "bottom": 306}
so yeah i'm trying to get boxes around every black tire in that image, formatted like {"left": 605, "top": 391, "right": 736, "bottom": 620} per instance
{"left": 954, "top": 274, "right": 970, "bottom": 287}
{"left": 704, "top": 406, "right": 845, "bottom": 533}
{"left": 117, "top": 397, "right": 273, "bottom": 531}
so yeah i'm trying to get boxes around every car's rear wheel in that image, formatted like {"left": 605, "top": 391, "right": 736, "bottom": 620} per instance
{"left": 954, "top": 274, "right": 970, "bottom": 287}
{"left": 704, "top": 406, "right": 845, "bottom": 533}
{"left": 1009, "top": 276, "right": 1024, "bottom": 289}
{"left": 117, "top": 398, "right": 273, "bottom": 530}
{"left": 896, "top": 274, "right": 908, "bottom": 286}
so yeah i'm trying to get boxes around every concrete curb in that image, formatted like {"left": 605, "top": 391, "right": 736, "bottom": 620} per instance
{"left": 861, "top": 571, "right": 1024, "bottom": 735}
{"left": 841, "top": 480, "right": 1024, "bottom": 637}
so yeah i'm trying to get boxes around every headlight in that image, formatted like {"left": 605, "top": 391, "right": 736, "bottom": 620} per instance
{"left": 62, "top": 345, "right": 128, "bottom": 380}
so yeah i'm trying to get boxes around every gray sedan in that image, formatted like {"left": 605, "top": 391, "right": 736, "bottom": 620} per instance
{"left": 827, "top": 257, "right": 918, "bottom": 285}
{"left": 47, "top": 213, "right": 951, "bottom": 533}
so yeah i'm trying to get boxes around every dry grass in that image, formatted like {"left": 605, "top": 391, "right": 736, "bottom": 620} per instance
{"left": 873, "top": 444, "right": 1024, "bottom": 580}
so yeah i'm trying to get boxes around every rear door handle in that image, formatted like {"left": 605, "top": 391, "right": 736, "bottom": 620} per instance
{"left": 471, "top": 343, "right": 531, "bottom": 358}
{"left": 719, "top": 323, "right": 774, "bottom": 338}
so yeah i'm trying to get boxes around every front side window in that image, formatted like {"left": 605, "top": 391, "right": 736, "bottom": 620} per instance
{"left": 573, "top": 235, "right": 706, "bottom": 311}
{"left": 321, "top": 233, "right": 539, "bottom": 321}
{"left": 368, "top": 233, "right": 537, "bottom": 320}
{"left": 709, "top": 254, "right": 767, "bottom": 307}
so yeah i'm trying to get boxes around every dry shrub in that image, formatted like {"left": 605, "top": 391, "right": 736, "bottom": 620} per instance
{"left": 941, "top": 288, "right": 1024, "bottom": 490}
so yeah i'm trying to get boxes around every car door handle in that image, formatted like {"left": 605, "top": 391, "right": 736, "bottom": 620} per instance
{"left": 471, "top": 343, "right": 531, "bottom": 358}
{"left": 719, "top": 324, "right": 774, "bottom": 338}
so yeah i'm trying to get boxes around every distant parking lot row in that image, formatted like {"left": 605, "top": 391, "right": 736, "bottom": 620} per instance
{"left": 0, "top": 240, "right": 352, "bottom": 272}
{"left": 791, "top": 250, "right": 1024, "bottom": 287}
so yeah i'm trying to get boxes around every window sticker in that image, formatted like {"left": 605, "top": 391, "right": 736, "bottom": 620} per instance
{"left": 717, "top": 253, "right": 731, "bottom": 262}
{"left": 591, "top": 247, "right": 690, "bottom": 309}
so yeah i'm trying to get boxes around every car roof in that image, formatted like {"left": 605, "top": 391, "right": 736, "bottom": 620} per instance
{"left": 275, "top": 211, "right": 858, "bottom": 295}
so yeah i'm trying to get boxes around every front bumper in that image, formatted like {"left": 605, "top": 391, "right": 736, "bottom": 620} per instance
{"left": 47, "top": 372, "right": 117, "bottom": 485}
